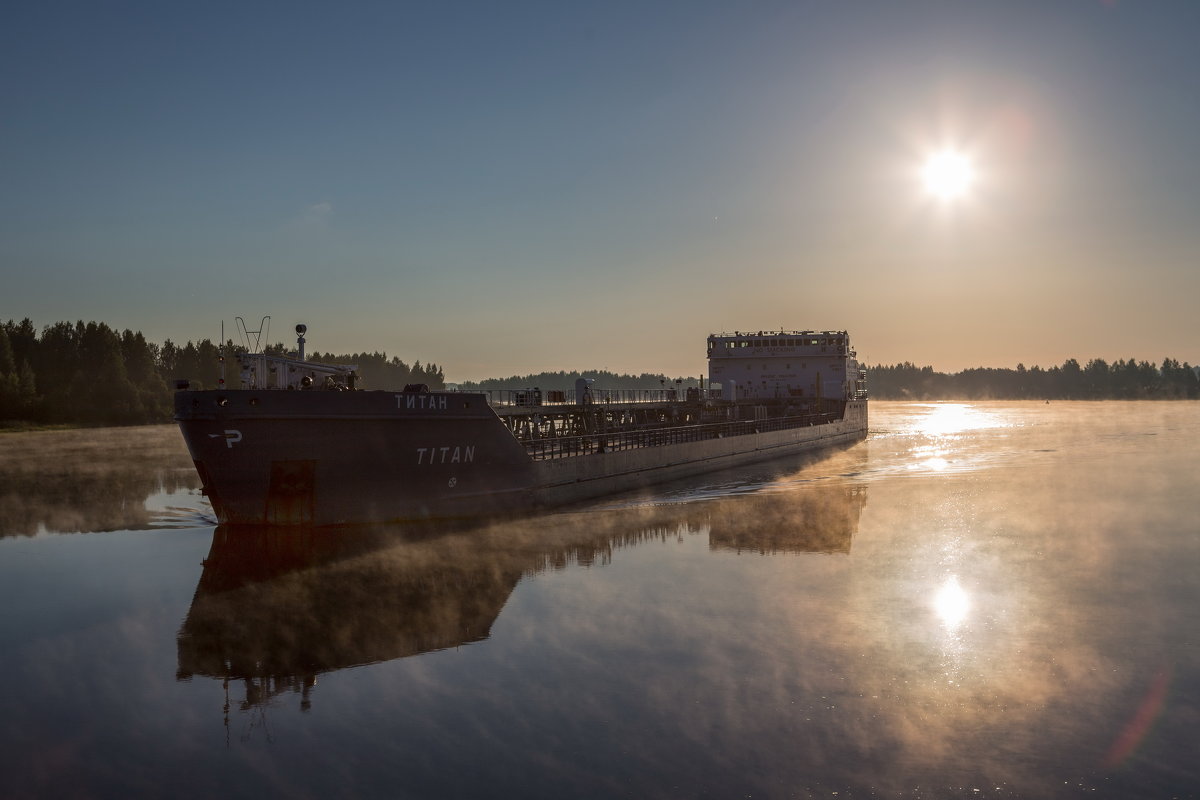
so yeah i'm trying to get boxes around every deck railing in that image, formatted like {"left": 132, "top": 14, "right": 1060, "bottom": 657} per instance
{"left": 484, "top": 387, "right": 719, "bottom": 407}
{"left": 520, "top": 411, "right": 842, "bottom": 461}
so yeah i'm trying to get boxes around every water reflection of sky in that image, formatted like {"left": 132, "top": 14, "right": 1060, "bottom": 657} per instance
{"left": 1, "top": 402, "right": 1198, "bottom": 798}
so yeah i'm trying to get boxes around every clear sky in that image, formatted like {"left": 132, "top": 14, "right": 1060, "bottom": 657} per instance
{"left": 3, "top": 1, "right": 1198, "bottom": 381}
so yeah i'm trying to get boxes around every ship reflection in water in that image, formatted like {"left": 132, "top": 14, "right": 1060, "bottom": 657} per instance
{"left": 176, "top": 484, "right": 867, "bottom": 712}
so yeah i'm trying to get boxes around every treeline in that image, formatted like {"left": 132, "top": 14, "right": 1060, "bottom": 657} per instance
{"left": 0, "top": 319, "right": 445, "bottom": 427}
{"left": 457, "top": 370, "right": 699, "bottom": 393}
{"left": 867, "top": 358, "right": 1200, "bottom": 400}
{"left": 306, "top": 350, "right": 444, "bottom": 391}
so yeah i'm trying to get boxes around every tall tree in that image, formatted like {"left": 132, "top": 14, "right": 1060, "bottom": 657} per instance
{"left": 121, "top": 329, "right": 169, "bottom": 418}
{"left": 0, "top": 326, "right": 18, "bottom": 418}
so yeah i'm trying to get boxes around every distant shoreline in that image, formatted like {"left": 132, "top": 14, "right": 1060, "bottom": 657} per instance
{"left": 866, "top": 359, "right": 1199, "bottom": 401}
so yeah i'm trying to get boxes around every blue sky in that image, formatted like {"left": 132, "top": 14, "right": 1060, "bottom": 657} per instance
{"left": 3, "top": 1, "right": 1198, "bottom": 380}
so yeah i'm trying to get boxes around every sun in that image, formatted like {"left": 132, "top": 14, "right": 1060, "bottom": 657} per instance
{"left": 920, "top": 149, "right": 975, "bottom": 201}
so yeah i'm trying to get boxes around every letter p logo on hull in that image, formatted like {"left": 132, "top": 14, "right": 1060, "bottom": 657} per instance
{"left": 208, "top": 429, "right": 243, "bottom": 448}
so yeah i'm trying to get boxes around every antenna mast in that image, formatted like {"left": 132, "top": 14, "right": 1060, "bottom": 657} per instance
{"left": 219, "top": 321, "right": 225, "bottom": 386}
{"left": 235, "top": 316, "right": 271, "bottom": 354}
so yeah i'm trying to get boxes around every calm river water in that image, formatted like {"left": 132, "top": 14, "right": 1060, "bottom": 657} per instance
{"left": 1, "top": 401, "right": 1197, "bottom": 799}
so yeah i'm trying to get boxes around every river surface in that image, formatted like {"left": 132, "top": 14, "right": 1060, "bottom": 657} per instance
{"left": 0, "top": 401, "right": 1197, "bottom": 799}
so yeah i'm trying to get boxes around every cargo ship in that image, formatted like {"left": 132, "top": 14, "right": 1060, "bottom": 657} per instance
{"left": 174, "top": 326, "right": 868, "bottom": 525}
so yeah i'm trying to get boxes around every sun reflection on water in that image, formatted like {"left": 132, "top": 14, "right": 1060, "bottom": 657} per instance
{"left": 933, "top": 575, "right": 970, "bottom": 630}
{"left": 882, "top": 404, "right": 1020, "bottom": 477}
{"left": 909, "top": 403, "right": 1007, "bottom": 437}
{"left": 907, "top": 444, "right": 951, "bottom": 473}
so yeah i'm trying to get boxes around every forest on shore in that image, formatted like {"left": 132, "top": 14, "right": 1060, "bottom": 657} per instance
{"left": 867, "top": 358, "right": 1200, "bottom": 400}
{"left": 0, "top": 319, "right": 445, "bottom": 427}
{"left": 2, "top": 318, "right": 1197, "bottom": 427}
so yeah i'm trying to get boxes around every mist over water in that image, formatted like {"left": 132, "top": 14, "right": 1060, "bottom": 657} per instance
{"left": 1, "top": 402, "right": 1197, "bottom": 798}
{"left": 0, "top": 425, "right": 206, "bottom": 535}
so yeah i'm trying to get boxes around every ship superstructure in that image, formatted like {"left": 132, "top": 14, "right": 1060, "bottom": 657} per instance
{"left": 706, "top": 330, "right": 867, "bottom": 402}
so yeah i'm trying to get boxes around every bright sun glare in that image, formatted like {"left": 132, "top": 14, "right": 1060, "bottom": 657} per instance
{"left": 921, "top": 149, "right": 975, "bottom": 201}
{"left": 934, "top": 575, "right": 970, "bottom": 630}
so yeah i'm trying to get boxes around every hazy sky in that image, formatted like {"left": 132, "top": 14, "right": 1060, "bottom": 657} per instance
{"left": 3, "top": 1, "right": 1198, "bottom": 381}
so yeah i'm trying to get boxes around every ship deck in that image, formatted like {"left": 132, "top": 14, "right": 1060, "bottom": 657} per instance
{"left": 486, "top": 387, "right": 703, "bottom": 415}
{"left": 482, "top": 387, "right": 848, "bottom": 462}
{"left": 517, "top": 410, "right": 845, "bottom": 461}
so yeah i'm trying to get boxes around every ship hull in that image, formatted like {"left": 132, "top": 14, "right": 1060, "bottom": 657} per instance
{"left": 531, "top": 400, "right": 867, "bottom": 507}
{"left": 176, "top": 390, "right": 867, "bottom": 525}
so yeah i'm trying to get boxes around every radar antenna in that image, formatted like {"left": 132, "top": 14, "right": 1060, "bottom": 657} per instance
{"left": 235, "top": 316, "right": 271, "bottom": 354}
